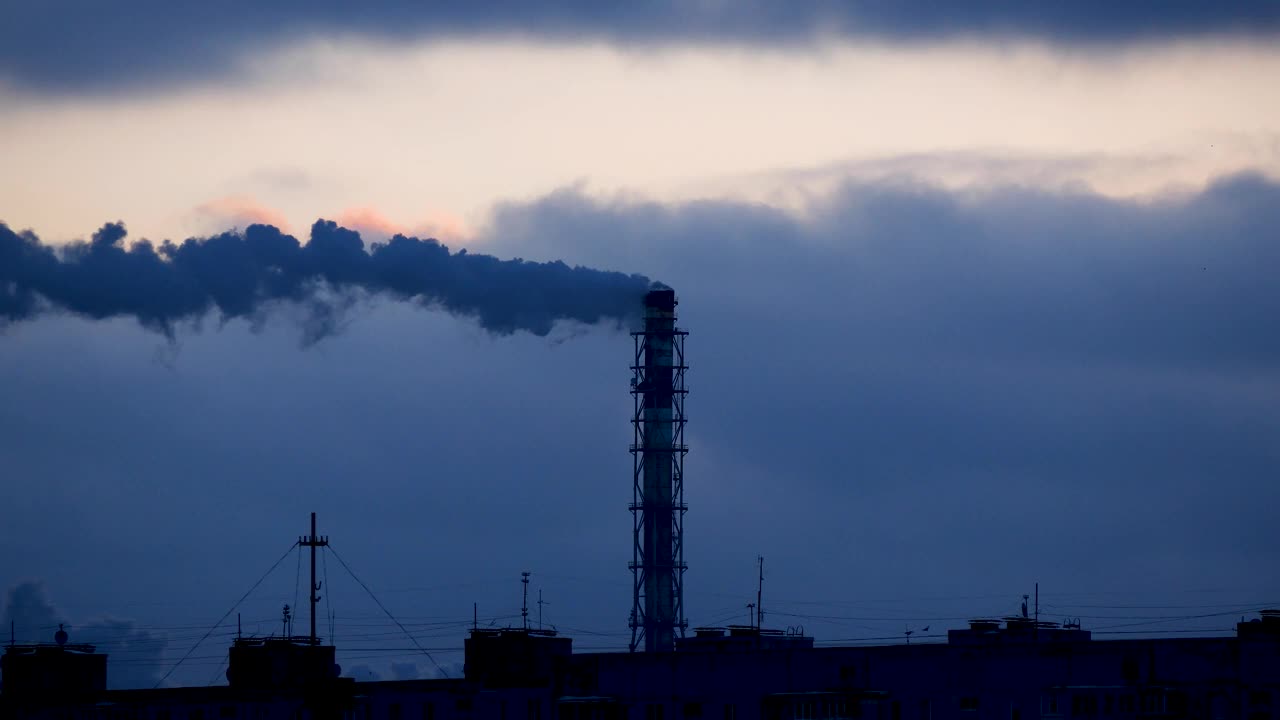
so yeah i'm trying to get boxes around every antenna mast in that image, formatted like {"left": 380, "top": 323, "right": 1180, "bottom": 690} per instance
{"left": 298, "top": 512, "right": 329, "bottom": 644}
{"left": 1035, "top": 582, "right": 1040, "bottom": 646}
{"left": 521, "top": 572, "right": 531, "bottom": 630}
{"left": 757, "top": 556, "right": 765, "bottom": 630}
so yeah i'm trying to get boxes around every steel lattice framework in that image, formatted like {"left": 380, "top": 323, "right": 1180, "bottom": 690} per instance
{"left": 629, "top": 289, "right": 688, "bottom": 653}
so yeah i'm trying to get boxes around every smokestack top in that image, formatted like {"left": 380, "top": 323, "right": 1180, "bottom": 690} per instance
{"left": 644, "top": 287, "right": 676, "bottom": 311}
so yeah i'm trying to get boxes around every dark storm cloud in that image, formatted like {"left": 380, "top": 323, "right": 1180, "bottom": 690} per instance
{"left": 487, "top": 172, "right": 1280, "bottom": 373}
{"left": 477, "top": 171, "right": 1280, "bottom": 612}
{"left": 1, "top": 1, "right": 1277, "bottom": 92}
{"left": 0, "top": 219, "right": 651, "bottom": 341}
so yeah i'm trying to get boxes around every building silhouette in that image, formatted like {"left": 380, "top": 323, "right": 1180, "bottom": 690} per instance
{"left": 4, "top": 612, "right": 1279, "bottom": 718}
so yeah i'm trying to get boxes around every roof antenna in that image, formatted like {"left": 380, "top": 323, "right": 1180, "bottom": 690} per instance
{"left": 756, "top": 556, "right": 765, "bottom": 631}
{"left": 537, "top": 590, "right": 549, "bottom": 630}
{"left": 473, "top": 602, "right": 478, "bottom": 631}
{"left": 521, "top": 572, "right": 531, "bottom": 631}
{"left": 1035, "top": 582, "right": 1040, "bottom": 646}
{"left": 237, "top": 613, "right": 242, "bottom": 640}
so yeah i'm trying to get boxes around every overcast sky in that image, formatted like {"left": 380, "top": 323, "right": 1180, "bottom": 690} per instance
{"left": 2, "top": 2, "right": 1278, "bottom": 688}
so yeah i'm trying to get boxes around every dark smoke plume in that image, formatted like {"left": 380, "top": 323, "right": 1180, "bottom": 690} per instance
{"left": 0, "top": 219, "right": 654, "bottom": 340}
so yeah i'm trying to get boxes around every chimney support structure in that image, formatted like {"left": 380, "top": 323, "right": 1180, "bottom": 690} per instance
{"left": 629, "top": 288, "right": 688, "bottom": 653}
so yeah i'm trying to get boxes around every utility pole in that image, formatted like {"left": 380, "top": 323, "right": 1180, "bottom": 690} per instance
{"left": 298, "top": 513, "right": 329, "bottom": 644}
{"left": 537, "top": 590, "right": 548, "bottom": 630}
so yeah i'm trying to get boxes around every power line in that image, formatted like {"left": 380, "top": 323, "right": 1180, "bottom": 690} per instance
{"left": 153, "top": 542, "right": 298, "bottom": 689}
{"left": 1090, "top": 608, "right": 1262, "bottom": 631}
{"left": 326, "top": 544, "right": 447, "bottom": 678}
{"left": 1044, "top": 600, "right": 1280, "bottom": 611}
{"left": 769, "top": 610, "right": 976, "bottom": 623}
{"left": 293, "top": 543, "right": 302, "bottom": 624}
{"left": 322, "top": 543, "right": 333, "bottom": 642}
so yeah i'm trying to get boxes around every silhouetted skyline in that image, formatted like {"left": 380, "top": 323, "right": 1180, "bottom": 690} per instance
{"left": 2, "top": 0, "right": 1277, "bottom": 690}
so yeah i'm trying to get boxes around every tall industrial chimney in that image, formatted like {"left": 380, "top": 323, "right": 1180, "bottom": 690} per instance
{"left": 629, "top": 288, "right": 688, "bottom": 652}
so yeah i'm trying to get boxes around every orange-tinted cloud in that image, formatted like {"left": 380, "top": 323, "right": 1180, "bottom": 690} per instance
{"left": 335, "top": 206, "right": 470, "bottom": 244}
{"left": 335, "top": 206, "right": 402, "bottom": 237}
{"left": 194, "top": 195, "right": 291, "bottom": 232}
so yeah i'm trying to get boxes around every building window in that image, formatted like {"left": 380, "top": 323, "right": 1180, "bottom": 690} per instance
{"left": 919, "top": 700, "right": 931, "bottom": 720}
{"left": 1042, "top": 696, "right": 1060, "bottom": 715}
{"left": 1121, "top": 657, "right": 1139, "bottom": 683}
{"left": 424, "top": 703, "right": 435, "bottom": 720}
{"left": 390, "top": 704, "right": 402, "bottom": 720}
{"left": 1074, "top": 695, "right": 1098, "bottom": 716}
{"left": 647, "top": 705, "right": 665, "bottom": 720}
{"left": 724, "top": 705, "right": 736, "bottom": 720}
{"left": 220, "top": 708, "right": 237, "bottom": 719}
{"left": 683, "top": 703, "right": 703, "bottom": 719}
{"left": 959, "top": 698, "right": 979, "bottom": 712}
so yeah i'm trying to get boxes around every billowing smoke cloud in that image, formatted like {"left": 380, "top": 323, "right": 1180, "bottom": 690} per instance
{"left": 2, "top": 582, "right": 169, "bottom": 689}
{"left": 2, "top": 583, "right": 60, "bottom": 644}
{"left": 343, "top": 664, "right": 381, "bottom": 681}
{"left": 0, "top": 219, "right": 653, "bottom": 342}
